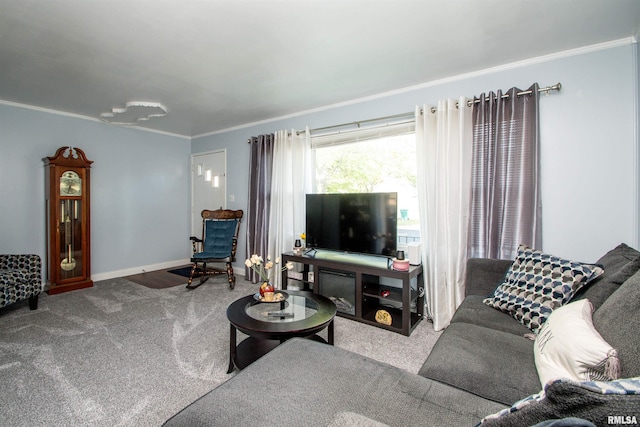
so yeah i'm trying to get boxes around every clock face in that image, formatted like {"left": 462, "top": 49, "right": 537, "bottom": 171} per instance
{"left": 60, "top": 170, "right": 82, "bottom": 196}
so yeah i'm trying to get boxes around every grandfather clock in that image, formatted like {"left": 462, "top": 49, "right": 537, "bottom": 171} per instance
{"left": 44, "top": 146, "right": 93, "bottom": 294}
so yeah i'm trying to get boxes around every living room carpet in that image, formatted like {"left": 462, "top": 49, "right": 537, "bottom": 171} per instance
{"left": 0, "top": 276, "right": 441, "bottom": 426}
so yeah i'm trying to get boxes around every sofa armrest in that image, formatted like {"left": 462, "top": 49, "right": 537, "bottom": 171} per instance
{"left": 465, "top": 258, "right": 512, "bottom": 296}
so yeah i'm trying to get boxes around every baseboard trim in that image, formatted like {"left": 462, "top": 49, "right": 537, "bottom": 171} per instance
{"left": 91, "top": 259, "right": 191, "bottom": 282}
{"left": 91, "top": 260, "right": 245, "bottom": 282}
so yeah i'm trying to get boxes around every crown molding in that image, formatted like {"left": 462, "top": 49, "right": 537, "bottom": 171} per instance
{"left": 0, "top": 99, "right": 190, "bottom": 140}
{"left": 193, "top": 37, "right": 636, "bottom": 139}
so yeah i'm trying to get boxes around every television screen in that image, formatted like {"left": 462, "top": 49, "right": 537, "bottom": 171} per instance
{"left": 306, "top": 192, "right": 397, "bottom": 257}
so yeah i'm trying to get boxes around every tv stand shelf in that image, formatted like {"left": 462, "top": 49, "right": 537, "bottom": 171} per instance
{"left": 281, "top": 251, "right": 424, "bottom": 336}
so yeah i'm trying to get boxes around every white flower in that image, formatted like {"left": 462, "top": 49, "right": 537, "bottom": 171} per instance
{"left": 245, "top": 253, "right": 291, "bottom": 283}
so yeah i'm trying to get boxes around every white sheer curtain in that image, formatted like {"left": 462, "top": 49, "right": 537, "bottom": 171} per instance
{"left": 268, "top": 128, "right": 311, "bottom": 288}
{"left": 415, "top": 99, "right": 473, "bottom": 331}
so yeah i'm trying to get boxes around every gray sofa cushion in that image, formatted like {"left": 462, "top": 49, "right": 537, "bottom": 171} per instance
{"left": 593, "top": 268, "right": 640, "bottom": 379}
{"left": 418, "top": 323, "right": 541, "bottom": 405}
{"left": 450, "top": 295, "right": 532, "bottom": 336}
{"left": 465, "top": 258, "right": 513, "bottom": 297}
{"left": 163, "top": 338, "right": 506, "bottom": 427}
{"left": 573, "top": 243, "right": 640, "bottom": 309}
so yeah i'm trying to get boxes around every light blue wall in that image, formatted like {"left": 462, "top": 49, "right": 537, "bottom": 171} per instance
{"left": 0, "top": 105, "right": 191, "bottom": 280}
{"left": 193, "top": 42, "right": 640, "bottom": 263}
{"left": 1, "top": 41, "right": 636, "bottom": 282}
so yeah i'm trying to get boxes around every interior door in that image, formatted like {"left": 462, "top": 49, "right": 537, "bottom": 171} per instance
{"left": 192, "top": 150, "right": 226, "bottom": 235}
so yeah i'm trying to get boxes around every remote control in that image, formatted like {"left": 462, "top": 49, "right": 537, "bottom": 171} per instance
{"left": 267, "top": 312, "right": 294, "bottom": 318}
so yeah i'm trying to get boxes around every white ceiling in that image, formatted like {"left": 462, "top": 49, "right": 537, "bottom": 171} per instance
{"left": 1, "top": 0, "right": 639, "bottom": 138}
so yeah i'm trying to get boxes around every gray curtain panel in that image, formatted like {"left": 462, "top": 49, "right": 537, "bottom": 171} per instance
{"left": 246, "top": 134, "right": 275, "bottom": 282}
{"left": 468, "top": 83, "right": 541, "bottom": 260}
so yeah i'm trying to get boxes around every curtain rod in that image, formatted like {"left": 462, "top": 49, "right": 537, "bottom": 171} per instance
{"left": 247, "top": 82, "right": 561, "bottom": 141}
{"left": 307, "top": 82, "right": 561, "bottom": 132}
{"left": 303, "top": 112, "right": 414, "bottom": 135}
{"left": 246, "top": 112, "right": 414, "bottom": 141}
{"left": 428, "top": 82, "right": 561, "bottom": 114}
{"left": 468, "top": 82, "right": 562, "bottom": 107}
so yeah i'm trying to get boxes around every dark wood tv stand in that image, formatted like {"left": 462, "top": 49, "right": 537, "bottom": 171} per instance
{"left": 281, "top": 251, "right": 424, "bottom": 336}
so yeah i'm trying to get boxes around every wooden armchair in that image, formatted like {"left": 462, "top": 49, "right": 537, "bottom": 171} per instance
{"left": 187, "top": 209, "right": 243, "bottom": 290}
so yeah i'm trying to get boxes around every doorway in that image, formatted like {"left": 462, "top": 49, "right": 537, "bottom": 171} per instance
{"left": 192, "top": 150, "right": 226, "bottom": 235}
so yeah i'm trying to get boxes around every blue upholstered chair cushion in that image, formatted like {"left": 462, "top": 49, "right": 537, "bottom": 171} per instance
{"left": 192, "top": 219, "right": 238, "bottom": 260}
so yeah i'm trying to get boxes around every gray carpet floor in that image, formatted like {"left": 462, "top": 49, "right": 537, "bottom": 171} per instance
{"left": 0, "top": 277, "right": 440, "bottom": 426}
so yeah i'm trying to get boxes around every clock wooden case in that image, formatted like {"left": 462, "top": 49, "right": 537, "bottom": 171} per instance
{"left": 44, "top": 146, "right": 93, "bottom": 294}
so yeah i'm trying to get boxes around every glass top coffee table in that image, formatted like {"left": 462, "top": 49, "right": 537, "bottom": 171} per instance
{"left": 226, "top": 290, "right": 337, "bottom": 372}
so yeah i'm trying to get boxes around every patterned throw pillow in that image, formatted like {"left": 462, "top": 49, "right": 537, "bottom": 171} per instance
{"left": 483, "top": 245, "right": 604, "bottom": 332}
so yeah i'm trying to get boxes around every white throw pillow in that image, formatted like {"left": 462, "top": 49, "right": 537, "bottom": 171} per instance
{"left": 533, "top": 299, "right": 620, "bottom": 387}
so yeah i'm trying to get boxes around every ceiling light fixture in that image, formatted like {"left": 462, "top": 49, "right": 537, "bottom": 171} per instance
{"left": 99, "top": 101, "right": 167, "bottom": 126}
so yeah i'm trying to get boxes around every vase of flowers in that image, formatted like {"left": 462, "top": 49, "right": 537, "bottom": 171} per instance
{"left": 259, "top": 282, "right": 274, "bottom": 297}
{"left": 245, "top": 254, "right": 294, "bottom": 295}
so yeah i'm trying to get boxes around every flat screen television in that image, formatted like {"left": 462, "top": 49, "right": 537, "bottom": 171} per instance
{"left": 306, "top": 192, "right": 397, "bottom": 257}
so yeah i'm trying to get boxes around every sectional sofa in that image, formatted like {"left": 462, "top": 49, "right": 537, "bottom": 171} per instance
{"left": 164, "top": 243, "right": 640, "bottom": 426}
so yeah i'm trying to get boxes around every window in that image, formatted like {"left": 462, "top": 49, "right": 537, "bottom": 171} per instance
{"left": 311, "top": 131, "right": 420, "bottom": 247}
